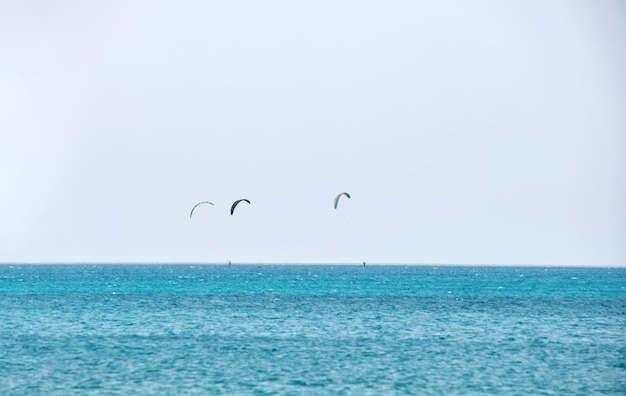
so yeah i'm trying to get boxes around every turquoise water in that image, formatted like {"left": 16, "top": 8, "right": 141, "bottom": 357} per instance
{"left": 0, "top": 264, "right": 624, "bottom": 395}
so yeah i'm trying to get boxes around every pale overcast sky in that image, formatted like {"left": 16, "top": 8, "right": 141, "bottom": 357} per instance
{"left": 1, "top": 1, "right": 624, "bottom": 265}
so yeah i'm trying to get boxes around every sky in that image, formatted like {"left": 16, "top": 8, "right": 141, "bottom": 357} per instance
{"left": 1, "top": 0, "right": 625, "bottom": 265}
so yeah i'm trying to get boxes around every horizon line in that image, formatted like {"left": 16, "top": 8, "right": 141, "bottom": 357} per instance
{"left": 0, "top": 261, "right": 623, "bottom": 268}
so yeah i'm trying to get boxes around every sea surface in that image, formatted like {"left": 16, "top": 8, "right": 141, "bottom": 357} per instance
{"left": 0, "top": 264, "right": 624, "bottom": 395}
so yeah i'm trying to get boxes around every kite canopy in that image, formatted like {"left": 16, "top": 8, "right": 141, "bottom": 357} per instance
{"left": 190, "top": 201, "right": 214, "bottom": 218}
{"left": 334, "top": 192, "right": 351, "bottom": 209}
{"left": 230, "top": 199, "right": 251, "bottom": 215}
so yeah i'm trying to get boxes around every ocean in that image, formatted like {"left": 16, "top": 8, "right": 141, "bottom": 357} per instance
{"left": 0, "top": 264, "right": 624, "bottom": 395}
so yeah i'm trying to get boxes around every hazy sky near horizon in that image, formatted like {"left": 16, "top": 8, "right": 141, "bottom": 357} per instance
{"left": 1, "top": 1, "right": 625, "bottom": 265}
